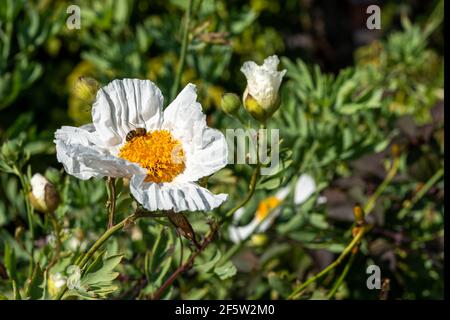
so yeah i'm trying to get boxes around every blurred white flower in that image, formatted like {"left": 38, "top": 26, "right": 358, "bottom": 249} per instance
{"left": 67, "top": 236, "right": 82, "bottom": 251}
{"left": 228, "top": 174, "right": 318, "bottom": 243}
{"left": 51, "top": 273, "right": 66, "bottom": 287}
{"left": 55, "top": 79, "right": 228, "bottom": 212}
{"left": 240, "top": 55, "right": 286, "bottom": 121}
{"left": 48, "top": 272, "right": 66, "bottom": 297}
{"left": 29, "top": 173, "right": 60, "bottom": 213}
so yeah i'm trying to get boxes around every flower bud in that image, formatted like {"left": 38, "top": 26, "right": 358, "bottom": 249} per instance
{"left": 240, "top": 55, "right": 286, "bottom": 122}
{"left": 250, "top": 234, "right": 268, "bottom": 247}
{"left": 221, "top": 93, "right": 241, "bottom": 116}
{"left": 72, "top": 76, "right": 99, "bottom": 104}
{"left": 353, "top": 204, "right": 364, "bottom": 225}
{"left": 29, "top": 173, "right": 60, "bottom": 213}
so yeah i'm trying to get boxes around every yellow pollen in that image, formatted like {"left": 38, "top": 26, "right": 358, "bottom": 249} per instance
{"left": 118, "top": 130, "right": 185, "bottom": 183}
{"left": 255, "top": 196, "right": 281, "bottom": 221}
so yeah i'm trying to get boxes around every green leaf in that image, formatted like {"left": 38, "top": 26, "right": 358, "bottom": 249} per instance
{"left": 256, "top": 176, "right": 282, "bottom": 190}
{"left": 82, "top": 253, "right": 123, "bottom": 285}
{"left": 4, "top": 242, "right": 16, "bottom": 281}
{"left": 66, "top": 251, "right": 123, "bottom": 299}
{"left": 196, "top": 250, "right": 221, "bottom": 274}
{"left": 214, "top": 261, "right": 237, "bottom": 280}
{"left": 309, "top": 213, "right": 329, "bottom": 230}
{"left": 12, "top": 280, "right": 21, "bottom": 300}
{"left": 25, "top": 263, "right": 45, "bottom": 299}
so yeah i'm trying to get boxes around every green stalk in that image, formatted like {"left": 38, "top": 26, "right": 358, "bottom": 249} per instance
{"left": 13, "top": 166, "right": 34, "bottom": 277}
{"left": 288, "top": 227, "right": 366, "bottom": 300}
{"left": 398, "top": 168, "right": 444, "bottom": 219}
{"left": 221, "top": 164, "right": 260, "bottom": 224}
{"left": 327, "top": 250, "right": 356, "bottom": 299}
{"left": 170, "top": 0, "right": 194, "bottom": 101}
{"left": 364, "top": 156, "right": 400, "bottom": 215}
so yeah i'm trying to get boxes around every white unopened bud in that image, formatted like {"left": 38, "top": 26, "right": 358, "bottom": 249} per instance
{"left": 29, "top": 173, "right": 60, "bottom": 213}
{"left": 240, "top": 55, "right": 286, "bottom": 122}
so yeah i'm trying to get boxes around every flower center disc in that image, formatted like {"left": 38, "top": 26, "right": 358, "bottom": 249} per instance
{"left": 119, "top": 130, "right": 185, "bottom": 183}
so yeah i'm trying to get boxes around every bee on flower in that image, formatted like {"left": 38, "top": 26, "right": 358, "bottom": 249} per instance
{"left": 54, "top": 79, "right": 228, "bottom": 212}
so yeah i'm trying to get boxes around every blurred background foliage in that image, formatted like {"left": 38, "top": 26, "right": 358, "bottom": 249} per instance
{"left": 0, "top": 0, "right": 444, "bottom": 300}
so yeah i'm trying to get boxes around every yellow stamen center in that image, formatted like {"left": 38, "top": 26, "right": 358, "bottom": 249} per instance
{"left": 118, "top": 130, "right": 185, "bottom": 183}
{"left": 255, "top": 196, "right": 281, "bottom": 221}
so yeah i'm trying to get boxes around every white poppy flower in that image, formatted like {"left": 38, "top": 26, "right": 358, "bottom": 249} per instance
{"left": 55, "top": 79, "right": 228, "bottom": 212}
{"left": 240, "top": 55, "right": 286, "bottom": 121}
{"left": 228, "top": 174, "right": 317, "bottom": 243}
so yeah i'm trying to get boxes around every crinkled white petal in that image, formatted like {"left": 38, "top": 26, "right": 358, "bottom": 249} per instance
{"left": 163, "top": 83, "right": 228, "bottom": 182}
{"left": 240, "top": 55, "right": 286, "bottom": 109}
{"left": 130, "top": 174, "right": 227, "bottom": 212}
{"left": 92, "top": 79, "right": 164, "bottom": 146}
{"left": 54, "top": 125, "right": 145, "bottom": 180}
{"left": 294, "top": 174, "right": 317, "bottom": 205}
